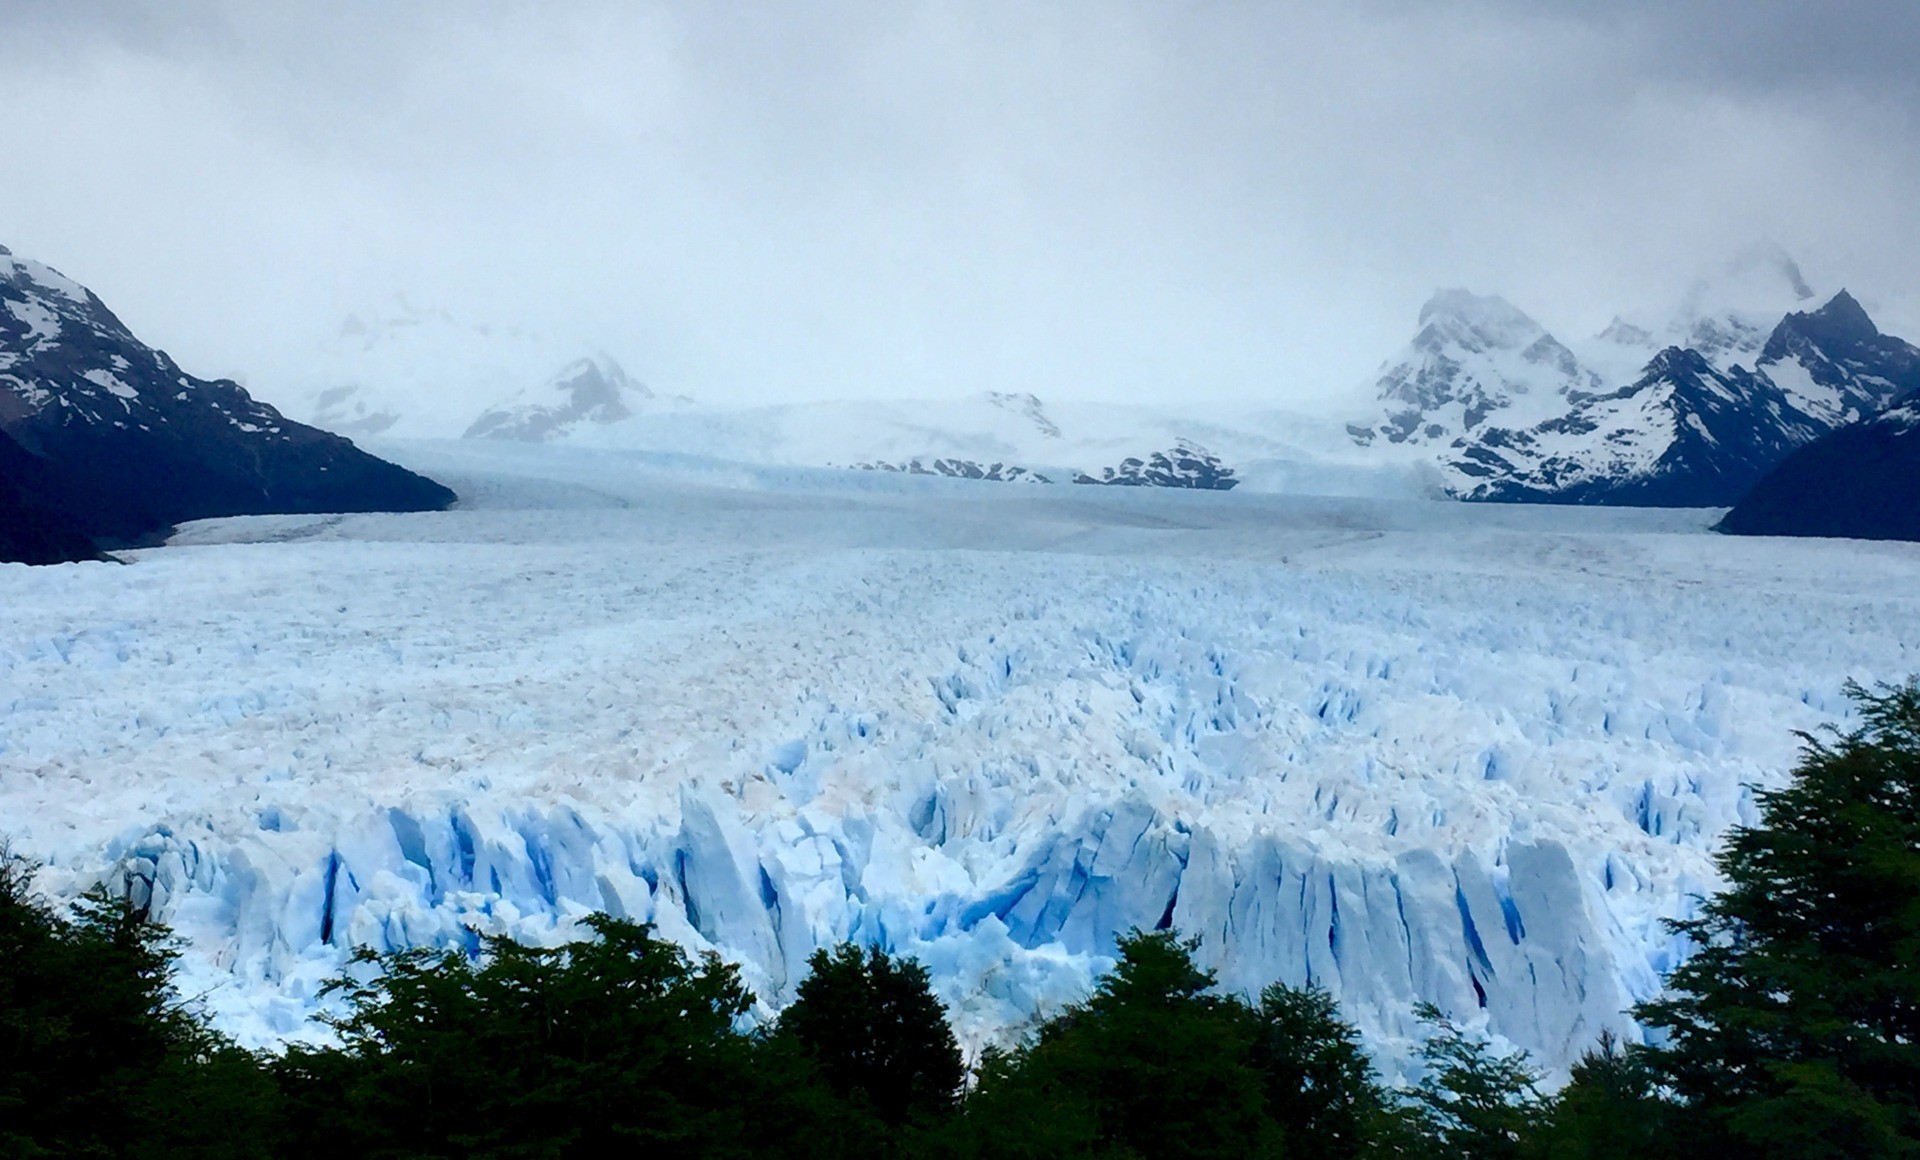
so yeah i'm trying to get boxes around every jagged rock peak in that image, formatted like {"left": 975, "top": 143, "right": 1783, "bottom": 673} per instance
{"left": 1640, "top": 345, "right": 1716, "bottom": 380}
{"left": 1797, "top": 289, "right": 1878, "bottom": 341}
{"left": 464, "top": 353, "right": 653, "bottom": 442}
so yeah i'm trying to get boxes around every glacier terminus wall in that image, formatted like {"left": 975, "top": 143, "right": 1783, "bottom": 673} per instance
{"left": 4, "top": 442, "right": 1917, "bottom": 1074}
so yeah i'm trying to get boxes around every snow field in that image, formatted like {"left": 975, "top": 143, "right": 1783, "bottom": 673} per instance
{"left": 3, "top": 442, "right": 1918, "bottom": 1075}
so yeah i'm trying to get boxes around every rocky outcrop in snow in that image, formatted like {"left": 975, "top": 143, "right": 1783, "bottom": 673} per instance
{"left": 854, "top": 458, "right": 1053, "bottom": 482}
{"left": 1073, "top": 441, "right": 1239, "bottom": 490}
{"left": 465, "top": 355, "right": 664, "bottom": 442}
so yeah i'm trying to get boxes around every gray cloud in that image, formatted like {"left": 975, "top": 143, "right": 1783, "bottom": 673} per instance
{"left": 2, "top": 1, "right": 1917, "bottom": 410}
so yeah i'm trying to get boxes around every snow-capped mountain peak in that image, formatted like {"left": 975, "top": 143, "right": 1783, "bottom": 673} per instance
{"left": 985, "top": 390, "right": 1062, "bottom": 439}
{"left": 1356, "top": 252, "right": 1920, "bottom": 509}
{"left": 1, "top": 245, "right": 140, "bottom": 376}
{"left": 1352, "top": 289, "right": 1603, "bottom": 449}
{"left": 464, "top": 354, "right": 663, "bottom": 442}
{"left": 1754, "top": 289, "right": 1920, "bottom": 426}
{"left": 271, "top": 298, "right": 623, "bottom": 440}
{"left": 1415, "top": 287, "right": 1544, "bottom": 347}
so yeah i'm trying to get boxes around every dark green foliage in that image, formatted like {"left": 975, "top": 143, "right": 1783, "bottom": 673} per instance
{"left": 776, "top": 942, "right": 966, "bottom": 1127}
{"left": 1526, "top": 1033, "right": 1684, "bottom": 1160}
{"left": 1400, "top": 1003, "right": 1544, "bottom": 1160}
{"left": 1637, "top": 679, "right": 1920, "bottom": 1158}
{"left": 1249, "top": 982, "right": 1390, "bottom": 1159}
{"left": 277, "top": 913, "right": 819, "bottom": 1158}
{"left": 0, "top": 852, "right": 278, "bottom": 1158}
{"left": 950, "top": 930, "right": 1282, "bottom": 1158}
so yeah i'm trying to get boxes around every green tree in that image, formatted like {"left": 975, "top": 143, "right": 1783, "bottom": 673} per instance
{"left": 1401, "top": 1003, "right": 1544, "bottom": 1160}
{"left": 1248, "top": 982, "right": 1390, "bottom": 1159}
{"left": 1636, "top": 679, "right": 1920, "bottom": 1158}
{"left": 1525, "top": 1033, "right": 1683, "bottom": 1160}
{"left": 280, "top": 914, "right": 789, "bottom": 1158}
{"left": 951, "top": 929, "right": 1280, "bottom": 1159}
{"left": 0, "top": 852, "right": 279, "bottom": 1158}
{"left": 776, "top": 942, "right": 965, "bottom": 1128}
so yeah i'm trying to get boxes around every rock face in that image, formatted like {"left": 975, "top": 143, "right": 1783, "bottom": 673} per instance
{"left": 1751, "top": 291, "right": 1920, "bottom": 426}
{"left": 1452, "top": 348, "right": 1825, "bottom": 507}
{"left": 0, "top": 243, "right": 455, "bottom": 559}
{"left": 464, "top": 355, "right": 655, "bottom": 441}
{"left": 1718, "top": 402, "right": 1920, "bottom": 542}
{"left": 854, "top": 458, "right": 1053, "bottom": 482}
{"left": 1354, "top": 276, "right": 1919, "bottom": 508}
{"left": 1074, "top": 441, "right": 1239, "bottom": 490}
{"left": 0, "top": 427, "right": 105, "bottom": 564}
{"left": 1349, "top": 290, "right": 1604, "bottom": 451}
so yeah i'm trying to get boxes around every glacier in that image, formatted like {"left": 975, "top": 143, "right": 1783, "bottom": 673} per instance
{"left": 3, "top": 439, "right": 1918, "bottom": 1073}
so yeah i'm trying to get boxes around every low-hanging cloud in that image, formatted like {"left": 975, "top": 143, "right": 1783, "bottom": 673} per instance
{"left": 2, "top": 0, "right": 1916, "bottom": 410}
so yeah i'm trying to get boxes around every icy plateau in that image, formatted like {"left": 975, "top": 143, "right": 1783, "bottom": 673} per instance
{"left": 4, "top": 440, "right": 1918, "bottom": 1075}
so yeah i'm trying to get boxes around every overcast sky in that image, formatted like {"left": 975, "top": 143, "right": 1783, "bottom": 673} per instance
{"left": 2, "top": 0, "right": 1917, "bottom": 409}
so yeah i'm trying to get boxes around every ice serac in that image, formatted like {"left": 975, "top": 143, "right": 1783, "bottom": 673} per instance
{"left": 0, "top": 242, "right": 455, "bottom": 549}
{"left": 1719, "top": 401, "right": 1920, "bottom": 542}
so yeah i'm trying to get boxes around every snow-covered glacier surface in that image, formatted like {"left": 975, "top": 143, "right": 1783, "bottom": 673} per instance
{"left": 4, "top": 439, "right": 1918, "bottom": 1072}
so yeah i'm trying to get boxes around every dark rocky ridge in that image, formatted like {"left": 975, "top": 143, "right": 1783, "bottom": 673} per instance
{"left": 850, "top": 442, "right": 1237, "bottom": 490}
{"left": 1438, "top": 291, "right": 1917, "bottom": 507}
{"left": 1457, "top": 347, "right": 1824, "bottom": 507}
{"left": 0, "top": 427, "right": 107, "bottom": 564}
{"left": 1718, "top": 403, "right": 1920, "bottom": 542}
{"left": 1073, "top": 442, "right": 1238, "bottom": 490}
{"left": 0, "top": 243, "right": 454, "bottom": 563}
{"left": 853, "top": 458, "right": 1052, "bottom": 483}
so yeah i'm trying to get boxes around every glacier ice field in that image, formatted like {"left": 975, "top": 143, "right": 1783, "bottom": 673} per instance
{"left": 4, "top": 439, "right": 1918, "bottom": 1073}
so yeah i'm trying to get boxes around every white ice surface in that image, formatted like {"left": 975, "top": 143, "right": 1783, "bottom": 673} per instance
{"left": 4, "top": 440, "right": 1918, "bottom": 1074}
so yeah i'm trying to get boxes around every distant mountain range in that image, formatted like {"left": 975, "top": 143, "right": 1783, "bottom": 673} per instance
{"left": 23, "top": 240, "right": 1904, "bottom": 542}
{"left": 1350, "top": 247, "right": 1920, "bottom": 507}
{"left": 264, "top": 247, "right": 1916, "bottom": 526}
{"left": 0, "top": 244, "right": 454, "bottom": 565}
